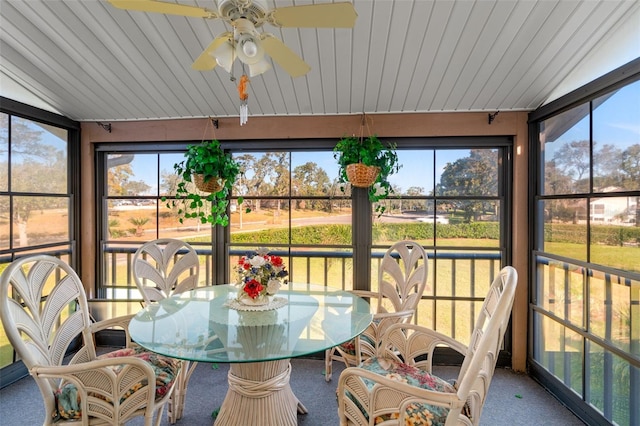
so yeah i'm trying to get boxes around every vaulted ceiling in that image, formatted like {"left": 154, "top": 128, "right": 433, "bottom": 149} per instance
{"left": 1, "top": 0, "right": 639, "bottom": 122}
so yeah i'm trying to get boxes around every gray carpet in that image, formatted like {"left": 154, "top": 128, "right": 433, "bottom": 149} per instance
{"left": 0, "top": 358, "right": 585, "bottom": 425}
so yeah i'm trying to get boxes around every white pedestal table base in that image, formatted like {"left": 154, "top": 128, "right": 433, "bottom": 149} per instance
{"left": 214, "top": 358, "right": 308, "bottom": 426}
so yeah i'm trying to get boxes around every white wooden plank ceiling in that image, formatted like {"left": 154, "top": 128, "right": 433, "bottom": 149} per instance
{"left": 1, "top": 0, "right": 639, "bottom": 122}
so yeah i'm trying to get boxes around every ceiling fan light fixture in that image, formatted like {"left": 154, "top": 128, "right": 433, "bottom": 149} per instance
{"left": 212, "top": 41, "right": 236, "bottom": 73}
{"left": 248, "top": 58, "right": 272, "bottom": 77}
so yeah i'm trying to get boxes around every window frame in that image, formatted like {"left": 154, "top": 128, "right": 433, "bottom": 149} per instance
{"left": 95, "top": 137, "right": 513, "bottom": 352}
{"left": 529, "top": 58, "right": 640, "bottom": 426}
{"left": 0, "top": 96, "right": 80, "bottom": 385}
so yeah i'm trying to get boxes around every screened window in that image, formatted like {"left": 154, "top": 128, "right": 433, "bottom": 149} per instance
{"left": 97, "top": 145, "right": 354, "bottom": 298}
{"left": 533, "top": 77, "right": 640, "bottom": 426}
{"left": 0, "top": 115, "right": 70, "bottom": 250}
{"left": 371, "top": 145, "right": 509, "bottom": 345}
{"left": 0, "top": 107, "right": 78, "bottom": 372}
{"left": 96, "top": 138, "right": 512, "bottom": 360}
{"left": 100, "top": 149, "right": 214, "bottom": 300}
{"left": 228, "top": 150, "right": 353, "bottom": 290}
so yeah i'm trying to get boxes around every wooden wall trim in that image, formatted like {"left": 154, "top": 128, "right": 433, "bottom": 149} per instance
{"left": 81, "top": 111, "right": 522, "bottom": 142}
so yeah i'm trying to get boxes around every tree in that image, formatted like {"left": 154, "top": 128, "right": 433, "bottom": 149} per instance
{"left": 107, "top": 155, "right": 151, "bottom": 196}
{"left": 620, "top": 144, "right": 640, "bottom": 190}
{"left": 404, "top": 186, "right": 425, "bottom": 211}
{"left": 128, "top": 217, "right": 150, "bottom": 237}
{"left": 438, "top": 149, "right": 498, "bottom": 222}
{"left": 125, "top": 180, "right": 151, "bottom": 196}
{"left": 235, "top": 153, "right": 278, "bottom": 211}
{"left": 270, "top": 152, "right": 290, "bottom": 215}
{"left": 553, "top": 140, "right": 590, "bottom": 192}
{"left": 0, "top": 115, "right": 67, "bottom": 246}
{"left": 593, "top": 144, "right": 623, "bottom": 189}
{"left": 107, "top": 160, "right": 134, "bottom": 195}
{"left": 544, "top": 159, "right": 573, "bottom": 194}
{"left": 161, "top": 170, "right": 181, "bottom": 196}
{"left": 292, "top": 162, "right": 331, "bottom": 210}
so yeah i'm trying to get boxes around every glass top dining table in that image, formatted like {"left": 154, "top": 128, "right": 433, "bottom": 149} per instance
{"left": 128, "top": 282, "right": 373, "bottom": 364}
{"left": 129, "top": 283, "right": 373, "bottom": 425}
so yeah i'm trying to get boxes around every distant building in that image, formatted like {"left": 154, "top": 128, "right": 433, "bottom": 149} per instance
{"left": 590, "top": 192, "right": 637, "bottom": 224}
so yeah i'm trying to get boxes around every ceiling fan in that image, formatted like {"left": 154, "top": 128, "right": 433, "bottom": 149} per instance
{"left": 108, "top": 0, "right": 358, "bottom": 78}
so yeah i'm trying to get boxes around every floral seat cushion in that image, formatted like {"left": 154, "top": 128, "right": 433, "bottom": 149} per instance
{"left": 338, "top": 319, "right": 380, "bottom": 355}
{"left": 54, "top": 346, "right": 181, "bottom": 421}
{"left": 339, "top": 338, "right": 357, "bottom": 355}
{"left": 351, "top": 356, "right": 471, "bottom": 425}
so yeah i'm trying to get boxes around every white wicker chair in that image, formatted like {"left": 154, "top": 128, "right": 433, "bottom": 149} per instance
{"left": 337, "top": 266, "right": 518, "bottom": 426}
{"left": 0, "top": 254, "right": 179, "bottom": 426}
{"left": 132, "top": 238, "right": 200, "bottom": 424}
{"left": 325, "top": 240, "right": 428, "bottom": 381}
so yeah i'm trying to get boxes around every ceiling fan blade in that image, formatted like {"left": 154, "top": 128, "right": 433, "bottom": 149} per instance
{"left": 108, "top": 0, "right": 217, "bottom": 19}
{"left": 269, "top": 2, "right": 357, "bottom": 28}
{"left": 261, "top": 34, "right": 311, "bottom": 78}
{"left": 192, "top": 33, "right": 233, "bottom": 71}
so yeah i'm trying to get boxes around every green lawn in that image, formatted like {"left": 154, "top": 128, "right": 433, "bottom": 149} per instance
{"left": 544, "top": 241, "right": 639, "bottom": 273}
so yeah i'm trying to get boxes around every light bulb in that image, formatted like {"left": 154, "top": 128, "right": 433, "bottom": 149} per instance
{"left": 236, "top": 34, "right": 264, "bottom": 65}
{"left": 242, "top": 40, "right": 258, "bottom": 57}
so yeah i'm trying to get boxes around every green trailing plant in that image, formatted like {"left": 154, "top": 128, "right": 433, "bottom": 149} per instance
{"left": 333, "top": 135, "right": 401, "bottom": 215}
{"left": 164, "top": 140, "right": 242, "bottom": 226}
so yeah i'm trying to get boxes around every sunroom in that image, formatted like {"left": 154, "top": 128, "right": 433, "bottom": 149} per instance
{"left": 0, "top": 1, "right": 639, "bottom": 425}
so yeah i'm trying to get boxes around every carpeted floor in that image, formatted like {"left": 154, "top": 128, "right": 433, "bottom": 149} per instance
{"left": 0, "top": 357, "right": 585, "bottom": 425}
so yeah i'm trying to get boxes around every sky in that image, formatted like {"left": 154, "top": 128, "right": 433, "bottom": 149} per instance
{"left": 543, "top": 79, "right": 639, "bottom": 160}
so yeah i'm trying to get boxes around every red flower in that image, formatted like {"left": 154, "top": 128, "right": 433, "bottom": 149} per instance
{"left": 270, "top": 256, "right": 284, "bottom": 267}
{"left": 243, "top": 279, "right": 264, "bottom": 299}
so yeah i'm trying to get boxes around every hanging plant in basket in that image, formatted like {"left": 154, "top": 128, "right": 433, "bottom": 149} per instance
{"left": 333, "top": 135, "right": 401, "bottom": 215}
{"left": 164, "top": 140, "right": 242, "bottom": 226}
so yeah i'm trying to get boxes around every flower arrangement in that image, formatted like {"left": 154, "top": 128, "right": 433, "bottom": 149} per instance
{"left": 236, "top": 248, "right": 288, "bottom": 302}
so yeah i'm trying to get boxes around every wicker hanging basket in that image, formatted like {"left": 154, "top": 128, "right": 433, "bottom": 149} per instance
{"left": 346, "top": 163, "right": 380, "bottom": 188}
{"left": 193, "top": 174, "right": 226, "bottom": 193}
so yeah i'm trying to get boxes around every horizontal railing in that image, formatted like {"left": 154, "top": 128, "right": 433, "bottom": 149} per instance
{"left": 1, "top": 246, "right": 502, "bottom": 378}
{"left": 533, "top": 254, "right": 639, "bottom": 426}
{"left": 101, "top": 246, "right": 501, "bottom": 340}
{"left": 101, "top": 246, "right": 501, "bottom": 295}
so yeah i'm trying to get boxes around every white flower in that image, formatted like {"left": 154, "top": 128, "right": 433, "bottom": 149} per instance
{"left": 249, "top": 256, "right": 266, "bottom": 267}
{"left": 266, "top": 279, "right": 281, "bottom": 295}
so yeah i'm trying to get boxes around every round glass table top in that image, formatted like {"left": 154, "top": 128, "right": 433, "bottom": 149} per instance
{"left": 128, "top": 283, "right": 373, "bottom": 363}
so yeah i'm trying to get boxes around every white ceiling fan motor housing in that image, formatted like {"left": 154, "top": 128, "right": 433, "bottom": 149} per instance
{"left": 217, "top": 0, "right": 268, "bottom": 26}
